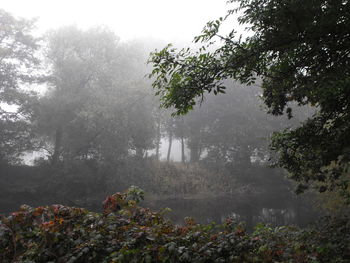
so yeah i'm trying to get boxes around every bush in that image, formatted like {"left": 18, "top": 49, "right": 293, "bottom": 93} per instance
{"left": 0, "top": 187, "right": 349, "bottom": 263}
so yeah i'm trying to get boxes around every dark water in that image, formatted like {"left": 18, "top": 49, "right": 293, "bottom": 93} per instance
{"left": 144, "top": 195, "right": 320, "bottom": 231}
{"left": 0, "top": 165, "right": 319, "bottom": 230}
{"left": 1, "top": 195, "right": 319, "bottom": 232}
{"left": 0, "top": 164, "right": 320, "bottom": 229}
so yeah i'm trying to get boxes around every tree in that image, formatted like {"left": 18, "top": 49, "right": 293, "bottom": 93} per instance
{"left": 127, "top": 86, "right": 156, "bottom": 159}
{"left": 149, "top": 0, "right": 350, "bottom": 196}
{"left": 0, "top": 9, "right": 40, "bottom": 163}
{"left": 37, "top": 26, "right": 157, "bottom": 166}
{"left": 173, "top": 116, "right": 187, "bottom": 163}
{"left": 37, "top": 26, "right": 125, "bottom": 164}
{"left": 165, "top": 117, "right": 174, "bottom": 162}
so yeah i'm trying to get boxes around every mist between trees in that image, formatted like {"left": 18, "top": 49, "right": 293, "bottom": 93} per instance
{"left": 0, "top": 8, "right": 329, "bottom": 228}
{"left": 1, "top": 1, "right": 350, "bottom": 261}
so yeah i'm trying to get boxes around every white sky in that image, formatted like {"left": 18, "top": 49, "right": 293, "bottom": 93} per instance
{"left": 1, "top": 0, "right": 235, "bottom": 42}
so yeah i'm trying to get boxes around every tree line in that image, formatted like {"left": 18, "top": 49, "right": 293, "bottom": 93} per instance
{"left": 0, "top": 6, "right": 331, "bottom": 217}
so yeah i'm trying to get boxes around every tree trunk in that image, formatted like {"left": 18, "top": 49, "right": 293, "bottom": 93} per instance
{"left": 188, "top": 123, "right": 201, "bottom": 163}
{"left": 135, "top": 148, "right": 144, "bottom": 159}
{"left": 190, "top": 147, "right": 199, "bottom": 163}
{"left": 155, "top": 115, "right": 161, "bottom": 160}
{"left": 167, "top": 131, "right": 173, "bottom": 162}
{"left": 238, "top": 145, "right": 251, "bottom": 166}
{"left": 52, "top": 127, "right": 63, "bottom": 165}
{"left": 189, "top": 139, "right": 200, "bottom": 163}
{"left": 181, "top": 137, "right": 185, "bottom": 163}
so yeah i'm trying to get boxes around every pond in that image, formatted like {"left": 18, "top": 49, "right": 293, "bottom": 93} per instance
{"left": 144, "top": 194, "right": 320, "bottom": 231}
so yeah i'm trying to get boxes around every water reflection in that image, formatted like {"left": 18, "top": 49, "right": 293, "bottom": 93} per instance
{"left": 0, "top": 191, "right": 319, "bottom": 231}
{"left": 145, "top": 195, "right": 319, "bottom": 231}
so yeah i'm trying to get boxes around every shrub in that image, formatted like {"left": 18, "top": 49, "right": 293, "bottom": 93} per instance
{"left": 0, "top": 187, "right": 349, "bottom": 262}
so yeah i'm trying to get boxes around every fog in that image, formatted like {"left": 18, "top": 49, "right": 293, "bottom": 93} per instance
{"left": 0, "top": 0, "right": 319, "bottom": 229}
{"left": 1, "top": 0, "right": 231, "bottom": 41}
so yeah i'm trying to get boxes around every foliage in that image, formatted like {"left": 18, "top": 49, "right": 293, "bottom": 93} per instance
{"left": 148, "top": 0, "right": 350, "bottom": 196}
{"left": 0, "top": 9, "right": 39, "bottom": 104}
{"left": 0, "top": 188, "right": 349, "bottom": 263}
{"left": 34, "top": 26, "right": 156, "bottom": 165}
{"left": 0, "top": 9, "right": 40, "bottom": 163}
{"left": 314, "top": 173, "right": 350, "bottom": 213}
{"left": 143, "top": 161, "right": 229, "bottom": 197}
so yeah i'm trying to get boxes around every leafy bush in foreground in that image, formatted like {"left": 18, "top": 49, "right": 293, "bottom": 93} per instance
{"left": 0, "top": 187, "right": 349, "bottom": 263}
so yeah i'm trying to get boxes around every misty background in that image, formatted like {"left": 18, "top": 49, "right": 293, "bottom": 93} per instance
{"left": 0, "top": 0, "right": 320, "bottom": 229}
